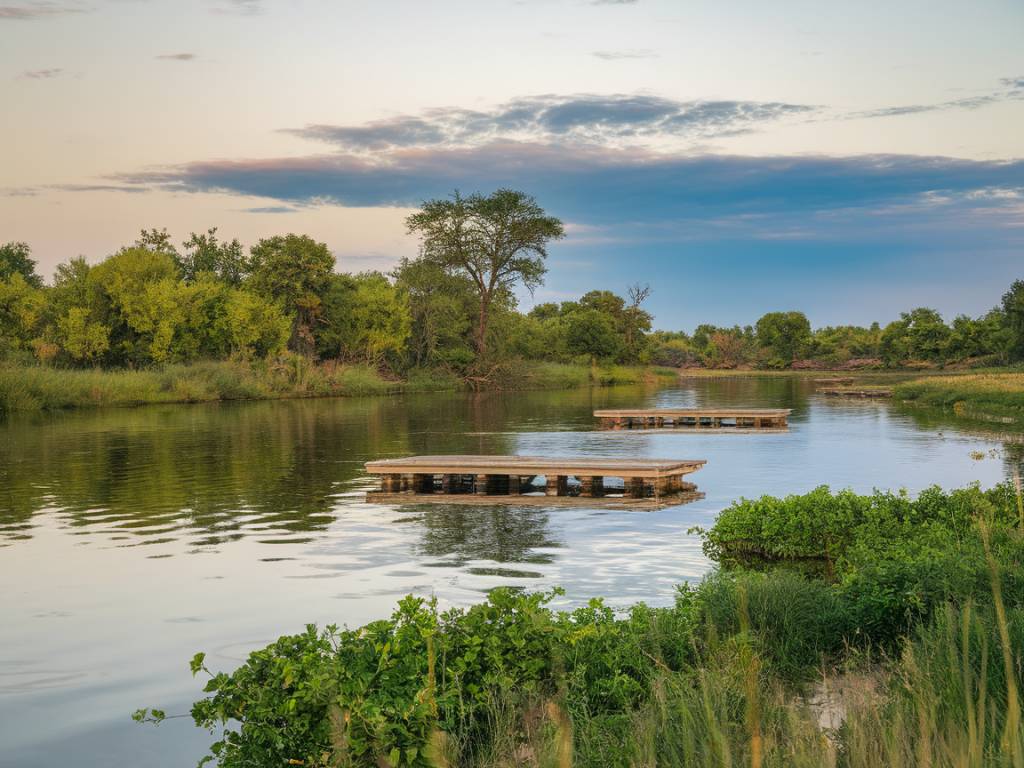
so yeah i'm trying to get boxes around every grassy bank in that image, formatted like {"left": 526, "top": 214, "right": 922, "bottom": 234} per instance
{"left": 0, "top": 359, "right": 678, "bottom": 414}
{"left": 138, "top": 481, "right": 1024, "bottom": 767}
{"left": 895, "top": 373, "right": 1024, "bottom": 421}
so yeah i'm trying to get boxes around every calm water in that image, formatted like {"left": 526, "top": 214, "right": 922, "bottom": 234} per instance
{"left": 0, "top": 377, "right": 1019, "bottom": 766}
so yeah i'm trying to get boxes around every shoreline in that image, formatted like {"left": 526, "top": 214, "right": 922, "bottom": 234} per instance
{"left": 0, "top": 360, "right": 679, "bottom": 414}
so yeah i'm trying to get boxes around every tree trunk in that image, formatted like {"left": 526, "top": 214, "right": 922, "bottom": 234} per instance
{"left": 475, "top": 295, "right": 489, "bottom": 358}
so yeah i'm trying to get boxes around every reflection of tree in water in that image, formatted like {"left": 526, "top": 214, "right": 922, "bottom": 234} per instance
{"left": 410, "top": 504, "right": 561, "bottom": 565}
{"left": 0, "top": 392, "right": 532, "bottom": 547}
{"left": 0, "top": 399, "right": 411, "bottom": 545}
{"left": 890, "top": 401, "right": 1024, "bottom": 481}
{"left": 688, "top": 376, "right": 812, "bottom": 415}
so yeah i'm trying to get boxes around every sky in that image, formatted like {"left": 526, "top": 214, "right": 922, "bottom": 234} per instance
{"left": 2, "top": 0, "right": 1023, "bottom": 330}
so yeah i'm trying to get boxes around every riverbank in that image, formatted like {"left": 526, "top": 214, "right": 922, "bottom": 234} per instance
{"left": 144, "top": 481, "right": 1024, "bottom": 767}
{"left": 894, "top": 372, "right": 1024, "bottom": 422}
{"left": 0, "top": 359, "right": 678, "bottom": 413}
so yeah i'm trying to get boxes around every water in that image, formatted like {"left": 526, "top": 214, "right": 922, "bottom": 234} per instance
{"left": 0, "top": 377, "right": 1017, "bottom": 766}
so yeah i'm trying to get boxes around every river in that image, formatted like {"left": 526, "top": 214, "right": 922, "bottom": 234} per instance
{"left": 0, "top": 376, "right": 1016, "bottom": 766}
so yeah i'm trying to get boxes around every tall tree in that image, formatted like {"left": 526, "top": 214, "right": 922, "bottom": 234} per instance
{"left": 179, "top": 228, "right": 249, "bottom": 286}
{"left": 0, "top": 241, "right": 43, "bottom": 288}
{"left": 755, "top": 311, "right": 812, "bottom": 365}
{"left": 1002, "top": 280, "right": 1024, "bottom": 361}
{"left": 406, "top": 189, "right": 564, "bottom": 361}
{"left": 134, "top": 228, "right": 179, "bottom": 258}
{"left": 247, "top": 234, "right": 334, "bottom": 356}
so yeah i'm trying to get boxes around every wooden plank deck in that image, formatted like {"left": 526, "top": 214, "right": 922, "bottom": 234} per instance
{"left": 365, "top": 455, "right": 706, "bottom": 500}
{"left": 817, "top": 387, "right": 892, "bottom": 398}
{"left": 594, "top": 408, "right": 791, "bottom": 430}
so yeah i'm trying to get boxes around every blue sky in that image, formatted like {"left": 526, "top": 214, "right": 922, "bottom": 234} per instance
{"left": 2, "top": 0, "right": 1023, "bottom": 329}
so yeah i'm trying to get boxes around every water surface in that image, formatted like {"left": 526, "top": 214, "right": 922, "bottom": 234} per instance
{"left": 0, "top": 377, "right": 1015, "bottom": 766}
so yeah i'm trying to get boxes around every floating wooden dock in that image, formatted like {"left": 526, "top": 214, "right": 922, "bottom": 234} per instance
{"left": 365, "top": 455, "right": 706, "bottom": 501}
{"left": 594, "top": 408, "right": 791, "bottom": 431}
{"left": 813, "top": 377, "right": 855, "bottom": 385}
{"left": 817, "top": 387, "right": 892, "bottom": 399}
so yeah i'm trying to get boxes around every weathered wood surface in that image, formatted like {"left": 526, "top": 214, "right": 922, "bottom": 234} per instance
{"left": 365, "top": 455, "right": 706, "bottom": 501}
{"left": 594, "top": 408, "right": 790, "bottom": 418}
{"left": 366, "top": 455, "right": 705, "bottom": 478}
{"left": 817, "top": 388, "right": 893, "bottom": 398}
{"left": 594, "top": 408, "right": 790, "bottom": 430}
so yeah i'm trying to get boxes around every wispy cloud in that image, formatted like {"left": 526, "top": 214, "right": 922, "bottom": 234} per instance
{"left": 590, "top": 0, "right": 638, "bottom": 5}
{"left": 242, "top": 205, "right": 298, "bottom": 214}
{"left": 592, "top": 49, "right": 657, "bottom": 60}
{"left": 20, "top": 67, "right": 63, "bottom": 79}
{"left": 849, "top": 78, "right": 1024, "bottom": 119}
{"left": 0, "top": 1, "right": 86, "bottom": 20}
{"left": 287, "top": 94, "right": 816, "bottom": 152}
{"left": 155, "top": 52, "right": 196, "bottom": 61}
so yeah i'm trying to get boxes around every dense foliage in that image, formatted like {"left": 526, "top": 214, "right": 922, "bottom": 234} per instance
{"left": 140, "top": 481, "right": 1024, "bottom": 766}
{"left": 5, "top": 188, "right": 1024, "bottom": 378}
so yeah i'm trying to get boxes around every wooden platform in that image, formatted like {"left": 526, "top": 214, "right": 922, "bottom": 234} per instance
{"left": 365, "top": 455, "right": 705, "bottom": 500}
{"left": 817, "top": 388, "right": 892, "bottom": 398}
{"left": 594, "top": 408, "right": 791, "bottom": 430}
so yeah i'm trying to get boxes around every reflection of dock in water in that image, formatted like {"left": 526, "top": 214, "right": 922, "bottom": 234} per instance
{"left": 594, "top": 408, "right": 791, "bottom": 431}
{"left": 365, "top": 455, "right": 706, "bottom": 506}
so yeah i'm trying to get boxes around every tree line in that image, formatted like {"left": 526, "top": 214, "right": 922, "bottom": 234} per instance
{"left": 2, "top": 188, "right": 1023, "bottom": 373}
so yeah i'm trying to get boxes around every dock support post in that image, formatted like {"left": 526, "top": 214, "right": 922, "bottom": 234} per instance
{"left": 401, "top": 473, "right": 416, "bottom": 493}
{"left": 508, "top": 475, "right": 521, "bottom": 495}
{"left": 754, "top": 417, "right": 762, "bottom": 429}
{"left": 546, "top": 475, "right": 568, "bottom": 496}
{"left": 382, "top": 474, "right": 400, "bottom": 493}
{"left": 628, "top": 476, "right": 646, "bottom": 498}
{"left": 475, "top": 474, "right": 489, "bottom": 495}
{"left": 442, "top": 474, "right": 458, "bottom": 493}
{"left": 580, "top": 475, "right": 605, "bottom": 497}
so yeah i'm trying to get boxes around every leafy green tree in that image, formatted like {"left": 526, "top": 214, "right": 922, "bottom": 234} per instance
{"left": 880, "top": 308, "right": 951, "bottom": 366}
{"left": 57, "top": 307, "right": 110, "bottom": 362}
{"left": 947, "top": 311, "right": 1009, "bottom": 363}
{"left": 808, "top": 325, "right": 882, "bottom": 364}
{"left": 755, "top": 311, "right": 812, "bottom": 366}
{"left": 406, "top": 189, "right": 564, "bottom": 360}
{"left": 623, "top": 282, "right": 653, "bottom": 363}
{"left": 218, "top": 289, "right": 291, "bottom": 358}
{"left": 179, "top": 228, "right": 249, "bottom": 286}
{"left": 318, "top": 273, "right": 411, "bottom": 364}
{"left": 134, "top": 228, "right": 179, "bottom": 257}
{"left": 648, "top": 330, "right": 697, "bottom": 367}
{"left": 393, "top": 257, "right": 477, "bottom": 368}
{"left": 1001, "top": 280, "right": 1024, "bottom": 361}
{"left": 566, "top": 308, "right": 621, "bottom": 361}
{"left": 87, "top": 247, "right": 181, "bottom": 364}
{"left": 0, "top": 241, "right": 43, "bottom": 288}
{"left": 0, "top": 272, "right": 45, "bottom": 353}
{"left": 248, "top": 234, "right": 334, "bottom": 356}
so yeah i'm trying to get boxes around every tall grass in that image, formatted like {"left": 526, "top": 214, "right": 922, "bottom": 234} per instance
{"left": 0, "top": 358, "right": 403, "bottom": 413}
{"left": 895, "top": 373, "right": 1024, "bottom": 419}
{"left": 0, "top": 359, "right": 675, "bottom": 413}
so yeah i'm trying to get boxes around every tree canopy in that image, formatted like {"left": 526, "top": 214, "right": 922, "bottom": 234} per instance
{"left": 406, "top": 189, "right": 564, "bottom": 361}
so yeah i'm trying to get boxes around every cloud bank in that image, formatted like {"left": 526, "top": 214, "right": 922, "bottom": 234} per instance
{"left": 287, "top": 94, "right": 816, "bottom": 152}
